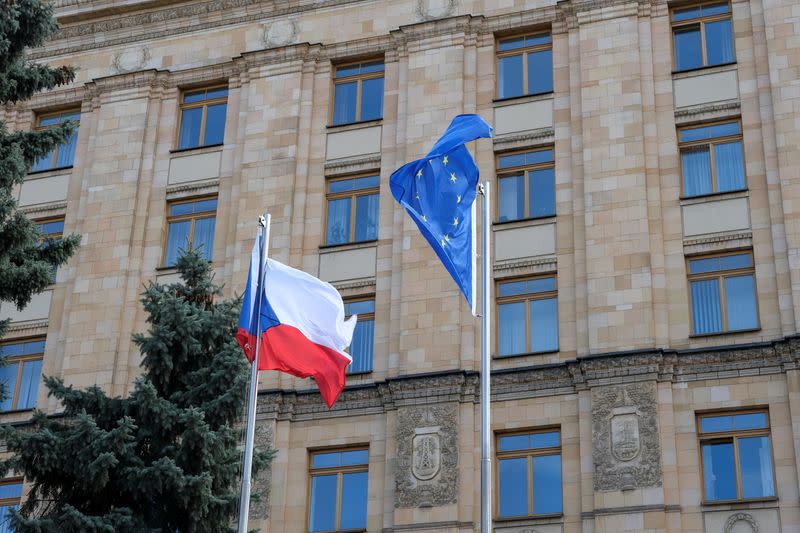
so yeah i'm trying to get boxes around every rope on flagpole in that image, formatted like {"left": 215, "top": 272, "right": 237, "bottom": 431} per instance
{"left": 238, "top": 213, "right": 271, "bottom": 533}
{"left": 478, "top": 182, "right": 492, "bottom": 533}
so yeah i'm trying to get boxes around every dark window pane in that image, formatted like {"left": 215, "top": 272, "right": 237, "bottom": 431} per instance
{"left": 354, "top": 175, "right": 380, "bottom": 190}
{"left": 498, "top": 457, "right": 528, "bottom": 517}
{"left": 203, "top": 103, "right": 227, "bottom": 145}
{"left": 708, "top": 122, "right": 741, "bottom": 138}
{"left": 0, "top": 504, "right": 17, "bottom": 533}
{"left": 700, "top": 415, "right": 733, "bottom": 433}
{"left": 183, "top": 90, "right": 206, "bottom": 103}
{"left": 192, "top": 199, "right": 218, "bottom": 214}
{"left": 360, "top": 61, "right": 384, "bottom": 74}
{"left": 345, "top": 300, "right": 375, "bottom": 315}
{"left": 674, "top": 27, "right": 703, "bottom": 71}
{"left": 525, "top": 34, "right": 551, "bottom": 47}
{"left": 691, "top": 279, "right": 723, "bottom": 334}
{"left": 205, "top": 87, "right": 228, "bottom": 100}
{"left": 17, "top": 359, "right": 42, "bottom": 409}
{"left": 0, "top": 483, "right": 21, "bottom": 500}
{"left": 311, "top": 452, "right": 341, "bottom": 468}
{"left": 340, "top": 471, "right": 368, "bottom": 529}
{"left": 170, "top": 202, "right": 195, "bottom": 216}
{"left": 333, "top": 82, "right": 358, "bottom": 125}
{"left": 527, "top": 49, "right": 553, "bottom": 95}
{"left": 39, "top": 115, "right": 62, "bottom": 127}
{"left": 703, "top": 3, "right": 730, "bottom": 16}
{"left": 193, "top": 217, "right": 216, "bottom": 261}
{"left": 23, "top": 341, "right": 45, "bottom": 355}
{"left": 165, "top": 221, "right": 191, "bottom": 267}
{"left": 725, "top": 275, "right": 758, "bottom": 331}
{"left": 680, "top": 125, "right": 712, "bottom": 142}
{"left": 498, "top": 302, "right": 526, "bottom": 356}
{"left": 734, "top": 413, "right": 767, "bottom": 430}
{"left": 689, "top": 256, "right": 721, "bottom": 274}
{"left": 525, "top": 149, "right": 554, "bottom": 165}
{"left": 718, "top": 253, "right": 752, "bottom": 270}
{"left": 360, "top": 77, "right": 384, "bottom": 121}
{"left": 498, "top": 280, "right": 528, "bottom": 297}
{"left": 61, "top": 111, "right": 81, "bottom": 122}
{"left": 498, "top": 37, "right": 525, "bottom": 52}
{"left": 0, "top": 344, "right": 23, "bottom": 357}
{"left": 530, "top": 297, "right": 558, "bottom": 352}
{"left": 348, "top": 319, "right": 374, "bottom": 373}
{"left": 178, "top": 107, "right": 203, "bottom": 149}
{"left": 738, "top": 436, "right": 775, "bottom": 498}
{"left": 498, "top": 55, "right": 524, "bottom": 98}
{"left": 673, "top": 6, "right": 702, "bottom": 21}
{"left": 526, "top": 277, "right": 556, "bottom": 294}
{"left": 706, "top": 19, "right": 735, "bottom": 65}
{"left": 336, "top": 64, "right": 361, "bottom": 78}
{"left": 498, "top": 153, "right": 526, "bottom": 168}
{"left": 354, "top": 193, "right": 379, "bottom": 241}
{"left": 714, "top": 141, "right": 745, "bottom": 192}
{"left": 329, "top": 178, "right": 356, "bottom": 193}
{"left": 702, "top": 441, "right": 737, "bottom": 500}
{"left": 309, "top": 475, "right": 337, "bottom": 531}
{"left": 0, "top": 364, "right": 18, "bottom": 411}
{"left": 532, "top": 454, "right": 562, "bottom": 514}
{"left": 498, "top": 434, "right": 530, "bottom": 451}
{"left": 529, "top": 168, "right": 555, "bottom": 217}
{"left": 31, "top": 151, "right": 54, "bottom": 172}
{"left": 341, "top": 449, "right": 369, "bottom": 466}
{"left": 682, "top": 146, "right": 713, "bottom": 197}
{"left": 55, "top": 129, "right": 78, "bottom": 168}
{"left": 39, "top": 221, "right": 64, "bottom": 235}
{"left": 530, "top": 431, "right": 560, "bottom": 449}
{"left": 326, "top": 198, "right": 352, "bottom": 245}
{"left": 498, "top": 174, "right": 525, "bottom": 222}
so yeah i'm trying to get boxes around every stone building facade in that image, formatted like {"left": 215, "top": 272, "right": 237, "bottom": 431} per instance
{"left": 2, "top": 0, "right": 800, "bottom": 531}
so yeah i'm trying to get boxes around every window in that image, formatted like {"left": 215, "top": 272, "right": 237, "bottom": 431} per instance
{"left": 0, "top": 479, "right": 22, "bottom": 533}
{"left": 344, "top": 298, "right": 374, "bottom": 374}
{"left": 308, "top": 448, "right": 368, "bottom": 532}
{"left": 496, "top": 33, "right": 553, "bottom": 99}
{"left": 163, "top": 197, "right": 217, "bottom": 267}
{"left": 177, "top": 86, "right": 228, "bottom": 150}
{"left": 325, "top": 175, "right": 379, "bottom": 246}
{"left": 0, "top": 339, "right": 44, "bottom": 411}
{"left": 496, "top": 429, "right": 562, "bottom": 518}
{"left": 698, "top": 410, "right": 775, "bottom": 502}
{"left": 36, "top": 217, "right": 64, "bottom": 283}
{"left": 688, "top": 251, "right": 758, "bottom": 335}
{"left": 497, "top": 148, "right": 555, "bottom": 222}
{"left": 679, "top": 120, "right": 745, "bottom": 197}
{"left": 30, "top": 110, "right": 80, "bottom": 172}
{"left": 672, "top": 2, "right": 734, "bottom": 71}
{"left": 497, "top": 276, "right": 558, "bottom": 356}
{"left": 332, "top": 61, "right": 384, "bottom": 125}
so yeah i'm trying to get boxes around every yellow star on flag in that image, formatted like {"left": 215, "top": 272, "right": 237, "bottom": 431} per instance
{"left": 444, "top": 234, "right": 450, "bottom": 242}
{"left": 416, "top": 168, "right": 423, "bottom": 178}
{"left": 453, "top": 217, "right": 458, "bottom": 226}
{"left": 457, "top": 194, "right": 461, "bottom": 203}
{"left": 450, "top": 172, "right": 457, "bottom": 183}
{"left": 442, "top": 155, "right": 448, "bottom": 166}
{"left": 421, "top": 214, "right": 427, "bottom": 222}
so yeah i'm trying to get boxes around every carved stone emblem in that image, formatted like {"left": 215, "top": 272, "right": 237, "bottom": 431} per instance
{"left": 610, "top": 407, "right": 641, "bottom": 462}
{"left": 416, "top": 0, "right": 457, "bottom": 21}
{"left": 724, "top": 512, "right": 759, "bottom": 533}
{"left": 412, "top": 427, "right": 441, "bottom": 481}
{"left": 111, "top": 46, "right": 151, "bottom": 74}
{"left": 262, "top": 19, "right": 298, "bottom": 48}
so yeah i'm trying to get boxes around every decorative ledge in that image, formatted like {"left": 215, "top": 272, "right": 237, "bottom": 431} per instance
{"left": 493, "top": 256, "right": 557, "bottom": 276}
{"left": 674, "top": 100, "right": 740, "bottom": 122}
{"left": 18, "top": 201, "right": 68, "bottom": 218}
{"left": 324, "top": 155, "right": 382, "bottom": 176}
{"left": 4, "top": 319, "right": 49, "bottom": 337}
{"left": 165, "top": 178, "right": 219, "bottom": 198}
{"left": 493, "top": 127, "right": 554, "bottom": 150}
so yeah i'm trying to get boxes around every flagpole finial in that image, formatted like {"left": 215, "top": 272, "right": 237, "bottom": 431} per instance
{"left": 258, "top": 214, "right": 267, "bottom": 228}
{"left": 478, "top": 182, "right": 486, "bottom": 196}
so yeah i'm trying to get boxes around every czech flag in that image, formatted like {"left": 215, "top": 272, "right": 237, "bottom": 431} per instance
{"left": 236, "top": 232, "right": 357, "bottom": 408}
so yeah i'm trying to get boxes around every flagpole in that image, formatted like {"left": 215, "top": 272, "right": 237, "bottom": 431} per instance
{"left": 238, "top": 213, "right": 271, "bottom": 533}
{"left": 479, "top": 181, "right": 492, "bottom": 533}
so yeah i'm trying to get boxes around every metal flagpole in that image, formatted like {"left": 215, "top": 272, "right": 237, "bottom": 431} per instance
{"left": 479, "top": 181, "right": 492, "bottom": 533}
{"left": 237, "top": 213, "right": 271, "bottom": 533}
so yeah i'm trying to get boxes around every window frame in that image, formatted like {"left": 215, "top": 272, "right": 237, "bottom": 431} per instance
{"left": 495, "top": 146, "right": 556, "bottom": 222}
{"left": 495, "top": 31, "right": 553, "bottom": 99}
{"left": 670, "top": 1, "right": 736, "bottom": 72}
{"left": 678, "top": 118, "right": 746, "bottom": 198}
{"left": 31, "top": 108, "right": 81, "bottom": 172}
{"left": 307, "top": 446, "right": 370, "bottom": 532}
{"left": 330, "top": 59, "right": 385, "bottom": 126}
{"left": 495, "top": 274, "right": 559, "bottom": 357}
{"left": 0, "top": 477, "right": 23, "bottom": 520}
{"left": 323, "top": 173, "right": 380, "bottom": 247}
{"left": 175, "top": 84, "right": 229, "bottom": 150}
{"left": 34, "top": 216, "right": 65, "bottom": 285}
{"left": 686, "top": 250, "right": 760, "bottom": 336}
{"left": 697, "top": 408, "right": 777, "bottom": 504}
{"left": 494, "top": 427, "right": 563, "bottom": 519}
{"left": 162, "top": 195, "right": 218, "bottom": 267}
{"left": 0, "top": 338, "right": 45, "bottom": 412}
{"left": 343, "top": 296, "right": 375, "bottom": 375}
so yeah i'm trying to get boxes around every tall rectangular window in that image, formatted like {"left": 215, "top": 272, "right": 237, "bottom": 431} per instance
{"left": 36, "top": 217, "right": 64, "bottom": 283}
{"left": 698, "top": 410, "right": 775, "bottom": 502}
{"left": 0, "top": 339, "right": 45, "bottom": 411}
{"left": 308, "top": 448, "right": 369, "bottom": 532}
{"left": 0, "top": 478, "right": 22, "bottom": 533}
{"left": 688, "top": 252, "right": 758, "bottom": 335}
{"left": 496, "top": 33, "right": 553, "bottom": 99}
{"left": 672, "top": 2, "right": 734, "bottom": 71}
{"left": 177, "top": 86, "right": 228, "bottom": 150}
{"left": 344, "top": 298, "right": 374, "bottom": 374}
{"left": 497, "top": 148, "right": 555, "bottom": 222}
{"left": 497, "top": 276, "right": 558, "bottom": 356}
{"left": 496, "top": 429, "right": 562, "bottom": 518}
{"left": 325, "top": 175, "right": 379, "bottom": 246}
{"left": 163, "top": 197, "right": 217, "bottom": 267}
{"left": 679, "top": 120, "right": 745, "bottom": 197}
{"left": 30, "top": 110, "right": 80, "bottom": 172}
{"left": 332, "top": 61, "right": 384, "bottom": 125}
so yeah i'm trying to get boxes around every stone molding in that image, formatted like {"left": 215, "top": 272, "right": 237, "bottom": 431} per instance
{"left": 250, "top": 336, "right": 800, "bottom": 421}
{"left": 18, "top": 200, "right": 68, "bottom": 218}
{"left": 724, "top": 512, "right": 758, "bottom": 533}
{"left": 674, "top": 100, "right": 741, "bottom": 123}
{"left": 492, "top": 127, "right": 555, "bottom": 150}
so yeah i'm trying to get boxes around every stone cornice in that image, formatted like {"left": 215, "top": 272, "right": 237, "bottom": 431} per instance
{"left": 251, "top": 336, "right": 800, "bottom": 421}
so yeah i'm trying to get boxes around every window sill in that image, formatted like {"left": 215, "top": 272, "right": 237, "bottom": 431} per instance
{"left": 346, "top": 370, "right": 373, "bottom": 377}
{"left": 319, "top": 240, "right": 378, "bottom": 252}
{"left": 27, "top": 165, "right": 73, "bottom": 177}
{"left": 494, "top": 513, "right": 564, "bottom": 525}
{"left": 701, "top": 496, "right": 778, "bottom": 508}
{"left": 689, "top": 327, "right": 761, "bottom": 339}
{"left": 672, "top": 62, "right": 738, "bottom": 78}
{"left": 493, "top": 91, "right": 554, "bottom": 107}
{"left": 679, "top": 189, "right": 748, "bottom": 204}
{"left": 0, "top": 408, "right": 35, "bottom": 416}
{"left": 493, "top": 215, "right": 556, "bottom": 228}
{"left": 326, "top": 119, "right": 383, "bottom": 131}
{"left": 155, "top": 261, "right": 213, "bottom": 273}
{"left": 169, "top": 143, "right": 223, "bottom": 155}
{"left": 493, "top": 349, "right": 559, "bottom": 360}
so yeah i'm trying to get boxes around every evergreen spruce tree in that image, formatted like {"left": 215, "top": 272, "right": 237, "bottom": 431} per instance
{"left": 1, "top": 249, "right": 271, "bottom": 532}
{"left": 0, "top": 0, "right": 81, "bottom": 342}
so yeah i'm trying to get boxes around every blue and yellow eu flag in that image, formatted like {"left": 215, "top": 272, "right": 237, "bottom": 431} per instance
{"left": 389, "top": 114, "right": 493, "bottom": 314}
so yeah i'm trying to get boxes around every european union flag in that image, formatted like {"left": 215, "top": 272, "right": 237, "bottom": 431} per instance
{"left": 390, "top": 114, "right": 493, "bottom": 314}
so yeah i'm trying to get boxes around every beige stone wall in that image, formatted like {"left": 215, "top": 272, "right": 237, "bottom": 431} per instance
{"left": 1, "top": 0, "right": 800, "bottom": 531}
